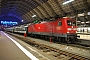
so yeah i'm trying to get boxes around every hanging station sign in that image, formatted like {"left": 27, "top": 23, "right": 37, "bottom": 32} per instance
{"left": 1, "top": 21, "right": 18, "bottom": 25}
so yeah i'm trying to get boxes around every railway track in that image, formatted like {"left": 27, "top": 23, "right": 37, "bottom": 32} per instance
{"left": 59, "top": 39, "right": 90, "bottom": 50}
{"left": 76, "top": 39, "right": 90, "bottom": 46}
{"left": 6, "top": 32, "right": 90, "bottom": 60}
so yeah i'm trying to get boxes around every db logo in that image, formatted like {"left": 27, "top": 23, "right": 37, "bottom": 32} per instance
{"left": 56, "top": 27, "right": 61, "bottom": 30}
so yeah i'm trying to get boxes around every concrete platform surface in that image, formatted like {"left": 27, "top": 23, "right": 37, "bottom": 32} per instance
{"left": 0, "top": 31, "right": 39, "bottom": 60}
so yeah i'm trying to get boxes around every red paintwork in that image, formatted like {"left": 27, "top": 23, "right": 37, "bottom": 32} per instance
{"left": 28, "top": 18, "right": 77, "bottom": 34}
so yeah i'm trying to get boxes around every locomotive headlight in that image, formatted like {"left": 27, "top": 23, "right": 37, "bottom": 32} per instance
{"left": 67, "top": 32, "right": 69, "bottom": 33}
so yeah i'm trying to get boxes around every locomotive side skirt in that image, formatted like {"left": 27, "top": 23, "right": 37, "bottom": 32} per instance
{"left": 28, "top": 32, "right": 74, "bottom": 37}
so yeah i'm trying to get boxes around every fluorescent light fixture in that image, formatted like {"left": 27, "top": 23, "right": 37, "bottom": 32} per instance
{"left": 21, "top": 20, "right": 24, "bottom": 22}
{"left": 88, "top": 12, "right": 90, "bottom": 15}
{"left": 63, "top": 0, "right": 74, "bottom": 5}
{"left": 86, "top": 21, "right": 89, "bottom": 23}
{"left": 88, "top": 28, "right": 90, "bottom": 30}
{"left": 32, "top": 15, "right": 36, "bottom": 17}
{"left": 77, "top": 21, "right": 81, "bottom": 22}
{"left": 81, "top": 22, "right": 85, "bottom": 24}
{"left": 78, "top": 13, "right": 84, "bottom": 17}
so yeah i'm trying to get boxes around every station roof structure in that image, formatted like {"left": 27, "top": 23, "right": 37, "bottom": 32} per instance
{"left": 0, "top": 0, "right": 90, "bottom": 24}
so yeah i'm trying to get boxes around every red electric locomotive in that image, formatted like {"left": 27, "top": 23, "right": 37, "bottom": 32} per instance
{"left": 28, "top": 17, "right": 77, "bottom": 43}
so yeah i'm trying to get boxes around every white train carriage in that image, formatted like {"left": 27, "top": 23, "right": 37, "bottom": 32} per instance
{"left": 5, "top": 27, "right": 14, "bottom": 32}
{"left": 14, "top": 25, "right": 28, "bottom": 34}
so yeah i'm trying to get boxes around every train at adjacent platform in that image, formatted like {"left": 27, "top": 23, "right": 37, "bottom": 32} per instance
{"left": 5, "top": 17, "right": 78, "bottom": 43}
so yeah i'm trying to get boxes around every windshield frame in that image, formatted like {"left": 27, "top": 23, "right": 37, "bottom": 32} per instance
{"left": 67, "top": 20, "right": 76, "bottom": 26}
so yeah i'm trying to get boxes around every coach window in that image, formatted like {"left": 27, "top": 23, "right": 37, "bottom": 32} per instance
{"left": 58, "top": 21, "right": 62, "bottom": 26}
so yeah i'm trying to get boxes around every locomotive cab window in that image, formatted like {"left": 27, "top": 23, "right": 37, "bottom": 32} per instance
{"left": 67, "top": 20, "right": 76, "bottom": 26}
{"left": 58, "top": 21, "right": 62, "bottom": 26}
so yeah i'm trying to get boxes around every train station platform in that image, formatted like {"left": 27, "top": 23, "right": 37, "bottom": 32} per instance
{"left": 0, "top": 31, "right": 39, "bottom": 60}
{"left": 77, "top": 33, "right": 90, "bottom": 40}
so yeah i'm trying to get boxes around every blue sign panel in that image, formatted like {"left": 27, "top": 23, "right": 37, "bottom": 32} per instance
{"left": 1, "top": 21, "right": 18, "bottom": 25}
